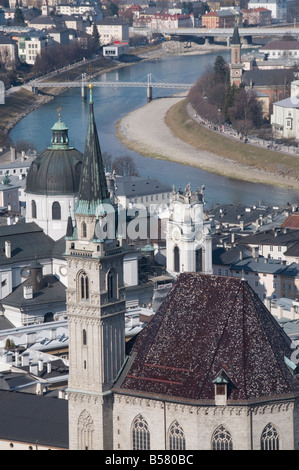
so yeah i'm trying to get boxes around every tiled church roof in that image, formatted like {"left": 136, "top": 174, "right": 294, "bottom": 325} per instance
{"left": 115, "top": 273, "right": 299, "bottom": 403}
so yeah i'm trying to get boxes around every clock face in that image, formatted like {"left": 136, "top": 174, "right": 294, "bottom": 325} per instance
{"left": 59, "top": 266, "right": 68, "bottom": 276}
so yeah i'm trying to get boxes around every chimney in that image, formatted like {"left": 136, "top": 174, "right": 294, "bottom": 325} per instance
{"left": 5, "top": 241, "right": 11, "bottom": 258}
{"left": 29, "top": 363, "right": 38, "bottom": 376}
{"left": 21, "top": 354, "right": 29, "bottom": 367}
{"left": 10, "top": 147, "right": 16, "bottom": 162}
{"left": 21, "top": 151, "right": 25, "bottom": 161}
{"left": 47, "top": 362, "right": 52, "bottom": 374}
{"left": 38, "top": 358, "right": 43, "bottom": 372}
{"left": 50, "top": 328, "right": 56, "bottom": 340}
{"left": 23, "top": 285, "right": 33, "bottom": 299}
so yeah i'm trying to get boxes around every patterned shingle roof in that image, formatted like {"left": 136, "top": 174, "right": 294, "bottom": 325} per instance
{"left": 114, "top": 273, "right": 299, "bottom": 403}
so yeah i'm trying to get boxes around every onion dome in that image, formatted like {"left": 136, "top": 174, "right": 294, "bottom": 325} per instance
{"left": 26, "top": 110, "right": 83, "bottom": 196}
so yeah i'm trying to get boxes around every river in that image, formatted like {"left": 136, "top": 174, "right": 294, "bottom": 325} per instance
{"left": 9, "top": 50, "right": 299, "bottom": 209}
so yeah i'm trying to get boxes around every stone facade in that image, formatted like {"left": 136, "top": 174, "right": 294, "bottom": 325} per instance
{"left": 113, "top": 394, "right": 298, "bottom": 450}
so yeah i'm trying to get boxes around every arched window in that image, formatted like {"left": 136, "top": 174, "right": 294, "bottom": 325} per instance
{"left": 78, "top": 410, "right": 94, "bottom": 450}
{"left": 168, "top": 421, "right": 186, "bottom": 450}
{"left": 52, "top": 201, "right": 61, "bottom": 220}
{"left": 174, "top": 246, "right": 180, "bottom": 273}
{"left": 132, "top": 415, "right": 150, "bottom": 450}
{"left": 212, "top": 425, "right": 233, "bottom": 450}
{"left": 83, "top": 329, "right": 87, "bottom": 346}
{"left": 107, "top": 269, "right": 117, "bottom": 300}
{"left": 261, "top": 423, "right": 279, "bottom": 450}
{"left": 31, "top": 200, "right": 37, "bottom": 219}
{"left": 44, "top": 312, "right": 54, "bottom": 323}
{"left": 79, "top": 271, "right": 89, "bottom": 301}
{"left": 82, "top": 222, "right": 87, "bottom": 238}
{"left": 195, "top": 248, "right": 203, "bottom": 272}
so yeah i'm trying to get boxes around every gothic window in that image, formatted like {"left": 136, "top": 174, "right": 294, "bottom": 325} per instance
{"left": 132, "top": 415, "right": 150, "bottom": 450}
{"left": 107, "top": 269, "right": 117, "bottom": 300}
{"left": 44, "top": 312, "right": 54, "bottom": 323}
{"left": 31, "top": 200, "right": 37, "bottom": 219}
{"left": 82, "top": 222, "right": 87, "bottom": 238}
{"left": 195, "top": 248, "right": 203, "bottom": 272}
{"left": 78, "top": 410, "right": 94, "bottom": 450}
{"left": 260, "top": 423, "right": 280, "bottom": 450}
{"left": 174, "top": 246, "right": 180, "bottom": 273}
{"left": 52, "top": 201, "right": 61, "bottom": 220}
{"left": 168, "top": 421, "right": 186, "bottom": 450}
{"left": 78, "top": 271, "right": 89, "bottom": 301}
{"left": 83, "top": 329, "right": 87, "bottom": 346}
{"left": 212, "top": 425, "right": 233, "bottom": 450}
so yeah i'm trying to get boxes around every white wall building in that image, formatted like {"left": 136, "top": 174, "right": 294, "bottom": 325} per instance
{"left": 271, "top": 80, "right": 299, "bottom": 140}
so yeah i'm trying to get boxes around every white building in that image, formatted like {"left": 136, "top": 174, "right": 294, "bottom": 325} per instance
{"left": 271, "top": 80, "right": 299, "bottom": 140}
{"left": 248, "top": 0, "right": 292, "bottom": 21}
{"left": 86, "top": 18, "right": 129, "bottom": 45}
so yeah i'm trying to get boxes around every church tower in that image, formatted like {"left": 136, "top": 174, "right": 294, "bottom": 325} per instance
{"left": 166, "top": 185, "right": 212, "bottom": 277}
{"left": 66, "top": 85, "right": 126, "bottom": 450}
{"left": 229, "top": 21, "right": 243, "bottom": 87}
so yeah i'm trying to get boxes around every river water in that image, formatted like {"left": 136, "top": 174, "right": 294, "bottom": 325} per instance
{"left": 9, "top": 50, "right": 299, "bottom": 208}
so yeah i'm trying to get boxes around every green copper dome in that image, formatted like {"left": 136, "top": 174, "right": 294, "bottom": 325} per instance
{"left": 26, "top": 112, "right": 83, "bottom": 196}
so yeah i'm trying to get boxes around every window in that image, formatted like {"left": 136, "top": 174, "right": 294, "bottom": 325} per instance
{"left": 31, "top": 200, "right": 37, "bottom": 219}
{"left": 195, "top": 248, "right": 203, "bottom": 273}
{"left": 83, "top": 329, "right": 87, "bottom": 346}
{"left": 212, "top": 425, "right": 233, "bottom": 450}
{"left": 79, "top": 271, "right": 89, "bottom": 300}
{"left": 168, "top": 421, "right": 186, "bottom": 450}
{"left": 132, "top": 415, "right": 150, "bottom": 450}
{"left": 107, "top": 269, "right": 117, "bottom": 300}
{"left": 78, "top": 410, "right": 94, "bottom": 450}
{"left": 174, "top": 246, "right": 180, "bottom": 273}
{"left": 82, "top": 222, "right": 87, "bottom": 238}
{"left": 52, "top": 201, "right": 61, "bottom": 220}
{"left": 261, "top": 423, "right": 279, "bottom": 450}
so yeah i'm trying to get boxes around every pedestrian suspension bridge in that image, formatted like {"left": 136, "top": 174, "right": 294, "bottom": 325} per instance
{"left": 31, "top": 73, "right": 194, "bottom": 102}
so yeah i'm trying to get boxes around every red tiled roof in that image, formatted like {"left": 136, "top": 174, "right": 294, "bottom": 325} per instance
{"left": 281, "top": 213, "right": 299, "bottom": 230}
{"left": 115, "top": 273, "right": 299, "bottom": 403}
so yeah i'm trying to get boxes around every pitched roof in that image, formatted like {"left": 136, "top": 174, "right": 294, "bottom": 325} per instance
{"left": 0, "top": 390, "right": 68, "bottom": 448}
{"left": 0, "top": 222, "right": 55, "bottom": 266}
{"left": 261, "top": 40, "right": 299, "bottom": 51}
{"left": 2, "top": 274, "right": 66, "bottom": 308}
{"left": 281, "top": 213, "right": 299, "bottom": 230}
{"left": 114, "top": 273, "right": 299, "bottom": 404}
{"left": 242, "top": 69, "right": 294, "bottom": 87}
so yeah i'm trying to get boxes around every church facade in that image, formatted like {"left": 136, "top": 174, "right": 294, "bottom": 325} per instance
{"left": 65, "top": 85, "right": 299, "bottom": 451}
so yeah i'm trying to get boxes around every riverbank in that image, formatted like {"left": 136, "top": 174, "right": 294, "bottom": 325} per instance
{"left": 116, "top": 95, "right": 299, "bottom": 190}
{"left": 2, "top": 41, "right": 235, "bottom": 141}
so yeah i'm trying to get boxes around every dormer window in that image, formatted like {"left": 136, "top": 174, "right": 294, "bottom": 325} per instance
{"left": 213, "top": 369, "right": 232, "bottom": 406}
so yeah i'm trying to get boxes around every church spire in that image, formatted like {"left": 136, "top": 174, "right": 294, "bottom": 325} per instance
{"left": 231, "top": 20, "right": 240, "bottom": 45}
{"left": 75, "top": 84, "right": 110, "bottom": 216}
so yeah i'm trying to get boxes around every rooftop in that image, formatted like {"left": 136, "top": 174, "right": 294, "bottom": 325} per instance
{"left": 114, "top": 273, "right": 299, "bottom": 404}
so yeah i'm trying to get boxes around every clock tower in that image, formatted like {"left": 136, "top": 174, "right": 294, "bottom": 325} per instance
{"left": 230, "top": 21, "right": 243, "bottom": 87}
{"left": 66, "top": 85, "right": 127, "bottom": 450}
{"left": 166, "top": 184, "right": 212, "bottom": 277}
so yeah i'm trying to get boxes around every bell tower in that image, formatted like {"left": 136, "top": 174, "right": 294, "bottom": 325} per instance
{"left": 166, "top": 184, "right": 212, "bottom": 277}
{"left": 230, "top": 21, "right": 243, "bottom": 87}
{"left": 66, "top": 85, "right": 126, "bottom": 450}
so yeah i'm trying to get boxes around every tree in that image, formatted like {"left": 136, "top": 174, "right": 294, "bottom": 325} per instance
{"left": 92, "top": 23, "right": 100, "bottom": 51}
{"left": 213, "top": 55, "right": 229, "bottom": 84}
{"left": 112, "top": 156, "right": 138, "bottom": 176}
{"left": 14, "top": 2, "right": 24, "bottom": 25}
